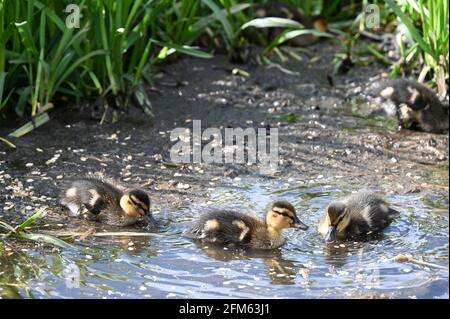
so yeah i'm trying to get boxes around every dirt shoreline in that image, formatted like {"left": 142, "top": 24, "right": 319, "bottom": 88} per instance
{"left": 0, "top": 43, "right": 448, "bottom": 226}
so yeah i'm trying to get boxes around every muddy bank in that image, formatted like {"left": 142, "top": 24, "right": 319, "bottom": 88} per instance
{"left": 1, "top": 43, "right": 448, "bottom": 226}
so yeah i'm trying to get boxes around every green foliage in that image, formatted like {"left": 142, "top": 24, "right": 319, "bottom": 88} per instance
{"left": 0, "top": 0, "right": 243, "bottom": 120}
{"left": 0, "top": 211, "right": 73, "bottom": 249}
{"left": 0, "top": 0, "right": 447, "bottom": 123}
{"left": 385, "top": 0, "right": 449, "bottom": 85}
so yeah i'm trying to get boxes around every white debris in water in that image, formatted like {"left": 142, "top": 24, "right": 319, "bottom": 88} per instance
{"left": 299, "top": 269, "right": 310, "bottom": 279}
{"left": 177, "top": 183, "right": 191, "bottom": 190}
{"left": 85, "top": 255, "right": 92, "bottom": 260}
{"left": 139, "top": 286, "right": 147, "bottom": 291}
{"left": 166, "top": 293, "right": 176, "bottom": 298}
{"left": 402, "top": 268, "right": 412, "bottom": 273}
{"left": 25, "top": 163, "right": 34, "bottom": 168}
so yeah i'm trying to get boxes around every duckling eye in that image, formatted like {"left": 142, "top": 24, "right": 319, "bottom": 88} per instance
{"left": 335, "top": 214, "right": 346, "bottom": 225}
{"left": 280, "top": 212, "right": 294, "bottom": 220}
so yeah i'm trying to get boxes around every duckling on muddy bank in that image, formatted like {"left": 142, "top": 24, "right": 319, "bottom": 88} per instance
{"left": 374, "top": 78, "right": 449, "bottom": 133}
{"left": 60, "top": 177, "right": 156, "bottom": 227}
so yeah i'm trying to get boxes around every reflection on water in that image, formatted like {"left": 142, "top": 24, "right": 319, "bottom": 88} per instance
{"left": 0, "top": 181, "right": 448, "bottom": 298}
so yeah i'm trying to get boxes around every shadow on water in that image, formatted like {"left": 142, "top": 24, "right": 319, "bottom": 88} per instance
{"left": 1, "top": 180, "right": 448, "bottom": 298}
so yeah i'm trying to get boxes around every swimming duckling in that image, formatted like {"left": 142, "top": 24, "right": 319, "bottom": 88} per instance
{"left": 318, "top": 191, "right": 399, "bottom": 242}
{"left": 183, "top": 201, "right": 308, "bottom": 250}
{"left": 60, "top": 177, "right": 156, "bottom": 227}
{"left": 376, "top": 78, "right": 449, "bottom": 133}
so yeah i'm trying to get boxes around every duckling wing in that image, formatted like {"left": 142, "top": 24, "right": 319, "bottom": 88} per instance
{"left": 184, "top": 210, "right": 263, "bottom": 245}
{"left": 345, "top": 191, "right": 399, "bottom": 236}
{"left": 61, "top": 178, "right": 122, "bottom": 216}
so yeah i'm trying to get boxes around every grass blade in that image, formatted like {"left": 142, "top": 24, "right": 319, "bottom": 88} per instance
{"left": 202, "top": 0, "right": 234, "bottom": 44}
{"left": 153, "top": 40, "right": 213, "bottom": 59}
{"left": 18, "top": 233, "right": 74, "bottom": 249}
{"left": 15, "top": 211, "right": 43, "bottom": 232}
{"left": 241, "top": 17, "right": 303, "bottom": 30}
{"left": 0, "top": 136, "right": 16, "bottom": 149}
{"left": 8, "top": 112, "right": 50, "bottom": 138}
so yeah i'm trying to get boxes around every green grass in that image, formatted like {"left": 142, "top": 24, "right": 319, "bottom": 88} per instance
{"left": 0, "top": 0, "right": 448, "bottom": 128}
{"left": 0, "top": 0, "right": 245, "bottom": 122}
{"left": 385, "top": 0, "right": 448, "bottom": 89}
{"left": 0, "top": 211, "right": 73, "bottom": 249}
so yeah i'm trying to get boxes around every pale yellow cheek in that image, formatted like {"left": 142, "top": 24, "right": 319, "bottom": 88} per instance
{"left": 283, "top": 219, "right": 292, "bottom": 228}
{"left": 65, "top": 187, "right": 77, "bottom": 197}
{"left": 380, "top": 86, "right": 394, "bottom": 98}
{"left": 274, "top": 218, "right": 289, "bottom": 229}
{"left": 204, "top": 219, "right": 219, "bottom": 231}
{"left": 119, "top": 196, "right": 140, "bottom": 216}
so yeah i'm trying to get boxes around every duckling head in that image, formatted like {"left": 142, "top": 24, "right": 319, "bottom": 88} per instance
{"left": 324, "top": 202, "right": 350, "bottom": 242}
{"left": 120, "top": 189, "right": 155, "bottom": 225}
{"left": 266, "top": 201, "right": 309, "bottom": 233}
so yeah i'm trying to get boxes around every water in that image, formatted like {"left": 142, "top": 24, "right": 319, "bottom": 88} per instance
{"left": 0, "top": 181, "right": 448, "bottom": 299}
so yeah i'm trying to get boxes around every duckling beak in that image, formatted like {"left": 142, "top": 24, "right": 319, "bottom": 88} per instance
{"left": 143, "top": 212, "right": 157, "bottom": 226}
{"left": 292, "top": 216, "right": 309, "bottom": 230}
{"left": 325, "top": 226, "right": 337, "bottom": 242}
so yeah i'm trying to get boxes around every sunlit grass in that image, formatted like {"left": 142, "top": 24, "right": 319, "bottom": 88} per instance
{"left": 0, "top": 0, "right": 447, "bottom": 128}
{"left": 385, "top": 0, "right": 448, "bottom": 88}
{"left": 0, "top": 211, "right": 73, "bottom": 249}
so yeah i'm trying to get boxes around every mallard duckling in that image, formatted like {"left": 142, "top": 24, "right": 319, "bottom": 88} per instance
{"left": 183, "top": 201, "right": 308, "bottom": 250}
{"left": 376, "top": 78, "right": 449, "bottom": 133}
{"left": 318, "top": 190, "right": 399, "bottom": 242}
{"left": 60, "top": 177, "right": 156, "bottom": 227}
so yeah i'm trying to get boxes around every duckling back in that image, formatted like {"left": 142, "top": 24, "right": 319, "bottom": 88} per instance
{"left": 342, "top": 191, "right": 399, "bottom": 236}
{"left": 60, "top": 178, "right": 122, "bottom": 216}
{"left": 61, "top": 177, "right": 142, "bottom": 227}
{"left": 376, "top": 79, "right": 449, "bottom": 133}
{"left": 183, "top": 210, "right": 270, "bottom": 248}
